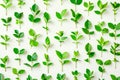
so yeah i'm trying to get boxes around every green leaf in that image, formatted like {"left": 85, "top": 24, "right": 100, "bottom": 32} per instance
{"left": 108, "top": 23, "right": 115, "bottom": 29}
{"left": 32, "top": 63, "right": 39, "bottom": 67}
{"left": 20, "top": 49, "right": 25, "bottom": 54}
{"left": 13, "top": 48, "right": 19, "bottom": 54}
{"left": 70, "top": 35, "right": 76, "bottom": 40}
{"left": 12, "top": 68, "right": 18, "bottom": 74}
{"left": 95, "top": 11, "right": 101, "bottom": 14}
{"left": 18, "top": 70, "right": 25, "bottom": 74}
{"left": 95, "top": 25, "right": 102, "bottom": 31}
{"left": 31, "top": 4, "right": 39, "bottom": 12}
{"left": 63, "top": 60, "right": 70, "bottom": 64}
{"left": 56, "top": 50, "right": 63, "bottom": 59}
{"left": 104, "top": 60, "right": 112, "bottom": 65}
{"left": 24, "top": 63, "right": 31, "bottom": 67}
{"left": 84, "top": 2, "right": 88, "bottom": 7}
{"left": 102, "top": 28, "right": 109, "bottom": 33}
{"left": 96, "top": 59, "right": 103, "bottom": 65}
{"left": 109, "top": 33, "right": 115, "bottom": 37}
{"left": 82, "top": 28, "right": 89, "bottom": 34}
{"left": 14, "top": 12, "right": 23, "bottom": 19}
{"left": 74, "top": 51, "right": 79, "bottom": 57}
{"left": 34, "top": 18, "right": 41, "bottom": 23}
{"left": 116, "top": 23, "right": 120, "bottom": 30}
{"left": 29, "top": 29, "right": 36, "bottom": 36}
{"left": 61, "top": 9, "right": 67, "bottom": 16}
{"left": 56, "top": 12, "right": 62, "bottom": 19}
{"left": 44, "top": 12, "right": 50, "bottom": 23}
{"left": 97, "top": 45, "right": 102, "bottom": 51}
{"left": 63, "top": 52, "right": 69, "bottom": 59}
{"left": 85, "top": 43, "right": 92, "bottom": 52}
{"left": 70, "top": 0, "right": 83, "bottom": 5}
{"left": 110, "top": 74, "right": 117, "bottom": 80}
{"left": 85, "top": 20, "right": 92, "bottom": 29}
{"left": 98, "top": 66, "right": 105, "bottom": 72}
{"left": 45, "top": 36, "right": 50, "bottom": 45}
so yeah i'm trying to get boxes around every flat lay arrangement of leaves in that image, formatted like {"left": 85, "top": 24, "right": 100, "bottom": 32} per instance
{"left": 0, "top": 0, "right": 120, "bottom": 80}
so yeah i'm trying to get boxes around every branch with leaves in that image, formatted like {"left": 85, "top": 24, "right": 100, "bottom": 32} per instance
{"left": 70, "top": 0, "right": 82, "bottom": 11}
{"left": 41, "top": 73, "right": 52, "bottom": 80}
{"left": 110, "top": 74, "right": 120, "bottom": 80}
{"left": 72, "top": 70, "right": 80, "bottom": 80}
{"left": 43, "top": 0, "right": 50, "bottom": 10}
{"left": 17, "top": 0, "right": 25, "bottom": 8}
{"left": 0, "top": 73, "right": 11, "bottom": 80}
{"left": 57, "top": 73, "right": 66, "bottom": 80}
{"left": 1, "top": 17, "right": 12, "bottom": 31}
{"left": 43, "top": 36, "right": 51, "bottom": 52}
{"left": 26, "top": 75, "right": 37, "bottom": 80}
{"left": 0, "top": 35, "right": 10, "bottom": 50}
{"left": 84, "top": 69, "right": 94, "bottom": 80}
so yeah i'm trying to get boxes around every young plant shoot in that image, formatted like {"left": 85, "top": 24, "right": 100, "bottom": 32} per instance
{"left": 70, "top": 0, "right": 82, "bottom": 11}
{"left": 13, "top": 30, "right": 24, "bottom": 46}
{"left": 97, "top": 37, "right": 109, "bottom": 57}
{"left": 108, "top": 22, "right": 120, "bottom": 40}
{"left": 95, "top": 21, "right": 109, "bottom": 36}
{"left": 57, "top": 73, "right": 66, "bottom": 80}
{"left": 110, "top": 2, "right": 120, "bottom": 21}
{"left": 17, "top": 0, "right": 25, "bottom": 8}
{"left": 83, "top": 1, "right": 94, "bottom": 16}
{"left": 0, "top": 56, "right": 10, "bottom": 72}
{"left": 96, "top": 59, "right": 112, "bottom": 77}
{"left": 43, "top": 12, "right": 50, "bottom": 34}
{"left": 85, "top": 43, "right": 95, "bottom": 63}
{"left": 42, "top": 54, "right": 53, "bottom": 73}
{"left": 71, "top": 50, "right": 80, "bottom": 69}
{"left": 29, "top": 29, "right": 40, "bottom": 47}
{"left": 24, "top": 52, "right": 40, "bottom": 70}
{"left": 56, "top": 50, "right": 70, "bottom": 72}
{"left": 0, "top": 35, "right": 10, "bottom": 50}
{"left": 56, "top": 9, "right": 67, "bottom": 27}
{"left": 26, "top": 75, "right": 38, "bottom": 80}
{"left": 1, "top": 17, "right": 12, "bottom": 31}
{"left": 28, "top": 4, "right": 41, "bottom": 24}
{"left": 84, "top": 69, "right": 94, "bottom": 80}
{"left": 43, "top": 0, "right": 50, "bottom": 10}
{"left": 14, "top": 12, "right": 24, "bottom": 29}
{"left": 110, "top": 42, "right": 120, "bottom": 69}
{"left": 110, "top": 74, "right": 120, "bottom": 80}
{"left": 12, "top": 68, "right": 25, "bottom": 80}
{"left": 13, "top": 48, "right": 26, "bottom": 65}
{"left": 43, "top": 36, "right": 51, "bottom": 52}
{"left": 41, "top": 73, "right": 52, "bottom": 80}
{"left": 0, "top": 0, "right": 12, "bottom": 16}
{"left": 70, "top": 9, "right": 82, "bottom": 28}
{"left": 54, "top": 31, "right": 67, "bottom": 47}
{"left": 82, "top": 20, "right": 94, "bottom": 40}
{"left": 70, "top": 31, "right": 83, "bottom": 48}
{"left": 0, "top": 73, "right": 11, "bottom": 80}
{"left": 94, "top": 0, "right": 108, "bottom": 19}
{"left": 72, "top": 70, "right": 80, "bottom": 80}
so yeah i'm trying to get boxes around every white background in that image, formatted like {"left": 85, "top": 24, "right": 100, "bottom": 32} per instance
{"left": 0, "top": 0, "right": 120, "bottom": 80}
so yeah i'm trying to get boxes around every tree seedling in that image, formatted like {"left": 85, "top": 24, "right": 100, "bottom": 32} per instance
{"left": 14, "top": 12, "right": 24, "bottom": 29}
{"left": 108, "top": 22, "right": 120, "bottom": 40}
{"left": 71, "top": 50, "right": 80, "bottom": 69}
{"left": 17, "top": 0, "right": 25, "bottom": 8}
{"left": 29, "top": 29, "right": 40, "bottom": 47}
{"left": 0, "top": 73, "right": 11, "bottom": 80}
{"left": 56, "top": 9, "right": 67, "bottom": 27}
{"left": 1, "top": 17, "right": 12, "bottom": 31}
{"left": 13, "top": 30, "right": 24, "bottom": 46}
{"left": 24, "top": 52, "right": 40, "bottom": 70}
{"left": 41, "top": 74, "right": 52, "bottom": 80}
{"left": 82, "top": 20, "right": 94, "bottom": 40}
{"left": 96, "top": 59, "right": 112, "bottom": 77}
{"left": 0, "top": 56, "right": 10, "bottom": 72}
{"left": 110, "top": 2, "right": 120, "bottom": 21}
{"left": 70, "top": 0, "right": 82, "bottom": 11}
{"left": 0, "top": 0, "right": 12, "bottom": 16}
{"left": 57, "top": 73, "right": 66, "bottom": 80}
{"left": 43, "top": 0, "right": 50, "bottom": 10}
{"left": 85, "top": 43, "right": 95, "bottom": 63}
{"left": 95, "top": 21, "right": 109, "bottom": 36}
{"left": 43, "top": 12, "right": 50, "bottom": 34}
{"left": 83, "top": 1, "right": 94, "bottom": 16}
{"left": 70, "top": 9, "right": 82, "bottom": 28}
{"left": 0, "top": 35, "right": 10, "bottom": 50}
{"left": 28, "top": 4, "right": 41, "bottom": 24}
{"left": 110, "top": 74, "right": 120, "bottom": 80}
{"left": 94, "top": 0, "right": 108, "bottom": 19}
{"left": 97, "top": 37, "right": 109, "bottom": 57}
{"left": 54, "top": 31, "right": 67, "bottom": 47}
{"left": 84, "top": 69, "right": 94, "bottom": 80}
{"left": 110, "top": 42, "right": 120, "bottom": 69}
{"left": 43, "top": 36, "right": 51, "bottom": 52}
{"left": 56, "top": 50, "right": 70, "bottom": 72}
{"left": 72, "top": 70, "right": 80, "bottom": 80}
{"left": 12, "top": 68, "right": 25, "bottom": 80}
{"left": 13, "top": 48, "right": 25, "bottom": 65}
{"left": 42, "top": 54, "right": 53, "bottom": 73}
{"left": 26, "top": 75, "right": 38, "bottom": 80}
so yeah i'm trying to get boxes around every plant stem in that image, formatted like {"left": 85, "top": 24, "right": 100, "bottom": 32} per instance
{"left": 114, "top": 14, "right": 116, "bottom": 22}
{"left": 114, "top": 55, "right": 117, "bottom": 69}
{"left": 88, "top": 34, "right": 90, "bottom": 40}
{"left": 6, "top": 26, "right": 8, "bottom": 31}
{"left": 88, "top": 11, "right": 89, "bottom": 16}
{"left": 34, "top": 0, "right": 35, "bottom": 3}
{"left": 5, "top": 45, "right": 7, "bottom": 50}
{"left": 114, "top": 30, "right": 116, "bottom": 40}
{"left": 18, "top": 39, "right": 20, "bottom": 46}
{"left": 19, "top": 55, "right": 21, "bottom": 65}
{"left": 101, "top": 51, "right": 103, "bottom": 57}
{"left": 100, "top": 14, "right": 102, "bottom": 19}
{"left": 31, "top": 61, "right": 33, "bottom": 70}
{"left": 75, "top": 5, "right": 76, "bottom": 12}
{"left": 61, "top": 63, "right": 63, "bottom": 72}
{"left": 75, "top": 22, "right": 77, "bottom": 29}
{"left": 5, "top": 8, "right": 7, "bottom": 16}
{"left": 61, "top": 0, "right": 63, "bottom": 5}
{"left": 75, "top": 42, "right": 78, "bottom": 49}
{"left": 101, "top": 65, "right": 104, "bottom": 77}
{"left": 47, "top": 66, "right": 49, "bottom": 73}
{"left": 75, "top": 61, "right": 77, "bottom": 69}
{"left": 46, "top": 5, "right": 48, "bottom": 10}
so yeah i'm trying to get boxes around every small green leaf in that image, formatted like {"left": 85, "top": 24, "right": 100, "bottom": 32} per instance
{"left": 96, "top": 59, "right": 103, "bottom": 65}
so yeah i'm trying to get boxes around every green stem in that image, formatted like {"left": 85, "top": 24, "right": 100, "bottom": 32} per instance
{"left": 100, "top": 14, "right": 102, "bottom": 19}
{"left": 75, "top": 42, "right": 78, "bottom": 49}
{"left": 31, "top": 61, "right": 33, "bottom": 70}
{"left": 5, "top": 45, "right": 7, "bottom": 50}
{"left": 6, "top": 26, "right": 8, "bottom": 31}
{"left": 61, "top": 63, "right": 63, "bottom": 72}
{"left": 101, "top": 51, "right": 103, "bottom": 57}
{"left": 114, "top": 30, "right": 116, "bottom": 40}
{"left": 101, "top": 65, "right": 104, "bottom": 77}
{"left": 19, "top": 55, "right": 21, "bottom": 65}
{"left": 88, "top": 11, "right": 89, "bottom": 16}
{"left": 5, "top": 8, "right": 7, "bottom": 16}
{"left": 75, "top": 5, "right": 76, "bottom": 12}
{"left": 60, "top": 42, "right": 62, "bottom": 47}
{"left": 88, "top": 34, "right": 90, "bottom": 40}
{"left": 75, "top": 22, "right": 77, "bottom": 29}
{"left": 46, "top": 5, "right": 48, "bottom": 10}
{"left": 34, "top": 0, "right": 35, "bottom": 3}
{"left": 18, "top": 39, "right": 20, "bottom": 46}
{"left": 75, "top": 61, "right": 77, "bottom": 69}
{"left": 114, "top": 55, "right": 117, "bottom": 69}
{"left": 61, "top": 0, "right": 63, "bottom": 5}
{"left": 114, "top": 14, "right": 116, "bottom": 22}
{"left": 47, "top": 66, "right": 49, "bottom": 73}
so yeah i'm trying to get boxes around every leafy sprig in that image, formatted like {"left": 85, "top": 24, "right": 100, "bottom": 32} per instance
{"left": 72, "top": 70, "right": 80, "bottom": 80}
{"left": 17, "top": 0, "right": 25, "bottom": 8}
{"left": 84, "top": 69, "right": 94, "bottom": 80}
{"left": 41, "top": 73, "right": 52, "bottom": 80}
{"left": 57, "top": 73, "right": 66, "bottom": 80}
{"left": 0, "top": 73, "right": 11, "bottom": 80}
{"left": 43, "top": 36, "right": 51, "bottom": 52}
